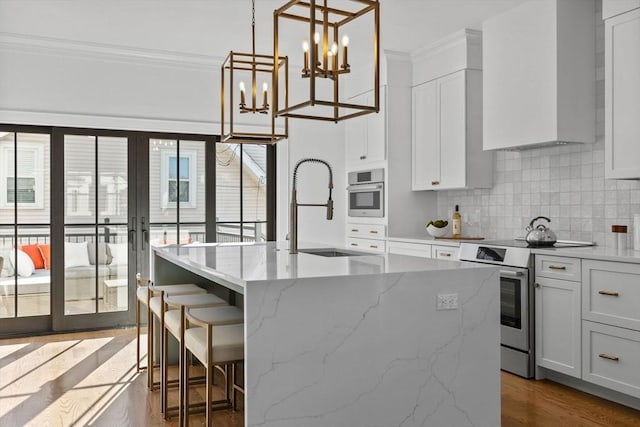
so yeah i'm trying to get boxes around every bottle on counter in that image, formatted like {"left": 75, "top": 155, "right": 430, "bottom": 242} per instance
{"left": 612, "top": 224, "right": 627, "bottom": 250}
{"left": 452, "top": 205, "right": 462, "bottom": 238}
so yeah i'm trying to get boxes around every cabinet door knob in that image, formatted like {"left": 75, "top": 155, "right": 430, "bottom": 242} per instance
{"left": 598, "top": 290, "right": 620, "bottom": 297}
{"left": 598, "top": 353, "right": 620, "bottom": 362}
{"left": 548, "top": 265, "right": 567, "bottom": 270}
{"left": 431, "top": 180, "right": 440, "bottom": 185}
{"left": 534, "top": 283, "right": 540, "bottom": 288}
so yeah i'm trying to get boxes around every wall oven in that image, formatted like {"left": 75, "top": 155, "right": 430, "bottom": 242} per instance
{"left": 347, "top": 168, "right": 384, "bottom": 218}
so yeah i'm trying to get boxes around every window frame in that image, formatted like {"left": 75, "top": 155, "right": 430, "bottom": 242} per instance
{"left": 0, "top": 141, "right": 45, "bottom": 210}
{"left": 160, "top": 149, "right": 197, "bottom": 209}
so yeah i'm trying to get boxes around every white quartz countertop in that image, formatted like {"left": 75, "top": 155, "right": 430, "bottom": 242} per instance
{"left": 153, "top": 241, "right": 491, "bottom": 292}
{"left": 388, "top": 236, "right": 470, "bottom": 246}
{"left": 532, "top": 245, "right": 640, "bottom": 264}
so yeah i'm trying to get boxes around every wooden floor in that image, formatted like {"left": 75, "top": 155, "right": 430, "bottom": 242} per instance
{"left": 1, "top": 328, "right": 639, "bottom": 426}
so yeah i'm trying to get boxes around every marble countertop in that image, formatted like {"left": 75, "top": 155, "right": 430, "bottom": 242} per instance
{"left": 153, "top": 241, "right": 491, "bottom": 292}
{"left": 387, "top": 236, "right": 470, "bottom": 246}
{"left": 532, "top": 245, "right": 640, "bottom": 264}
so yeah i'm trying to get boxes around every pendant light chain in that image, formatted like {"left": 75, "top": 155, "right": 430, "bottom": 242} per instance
{"left": 251, "top": 0, "right": 256, "bottom": 57}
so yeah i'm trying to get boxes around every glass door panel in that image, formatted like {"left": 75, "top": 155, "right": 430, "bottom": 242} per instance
{"left": 216, "top": 143, "right": 241, "bottom": 242}
{"left": 0, "top": 132, "right": 51, "bottom": 320}
{"left": 149, "top": 139, "right": 206, "bottom": 246}
{"left": 63, "top": 135, "right": 129, "bottom": 315}
{"left": 242, "top": 145, "right": 267, "bottom": 242}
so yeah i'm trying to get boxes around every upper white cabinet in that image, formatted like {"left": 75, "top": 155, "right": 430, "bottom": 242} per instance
{"left": 604, "top": 7, "right": 640, "bottom": 179}
{"left": 603, "top": 0, "right": 640, "bottom": 19}
{"left": 412, "top": 70, "right": 491, "bottom": 190}
{"left": 411, "top": 29, "right": 492, "bottom": 191}
{"left": 483, "top": 0, "right": 596, "bottom": 150}
{"left": 345, "top": 88, "right": 386, "bottom": 168}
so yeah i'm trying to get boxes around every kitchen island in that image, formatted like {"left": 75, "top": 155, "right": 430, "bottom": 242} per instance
{"left": 152, "top": 242, "right": 500, "bottom": 427}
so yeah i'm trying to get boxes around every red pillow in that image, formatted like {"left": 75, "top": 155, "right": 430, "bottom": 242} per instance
{"left": 19, "top": 244, "right": 45, "bottom": 270}
{"left": 38, "top": 244, "right": 51, "bottom": 270}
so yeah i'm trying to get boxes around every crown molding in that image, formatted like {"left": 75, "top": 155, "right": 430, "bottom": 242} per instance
{"left": 411, "top": 28, "right": 482, "bottom": 62}
{"left": 0, "top": 32, "right": 225, "bottom": 70}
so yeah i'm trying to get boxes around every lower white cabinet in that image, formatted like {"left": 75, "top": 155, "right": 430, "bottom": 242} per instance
{"left": 582, "top": 320, "right": 640, "bottom": 398}
{"left": 535, "top": 276, "right": 582, "bottom": 378}
{"left": 432, "top": 244, "right": 458, "bottom": 260}
{"left": 387, "top": 240, "right": 431, "bottom": 258}
{"left": 346, "top": 237, "right": 385, "bottom": 253}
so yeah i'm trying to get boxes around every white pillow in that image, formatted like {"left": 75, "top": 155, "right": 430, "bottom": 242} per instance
{"left": 65, "top": 241, "right": 91, "bottom": 268}
{"left": 9, "top": 249, "right": 35, "bottom": 277}
{"left": 108, "top": 243, "right": 128, "bottom": 265}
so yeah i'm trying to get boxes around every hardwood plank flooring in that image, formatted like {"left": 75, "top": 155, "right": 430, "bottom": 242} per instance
{"left": 1, "top": 328, "right": 639, "bottom": 426}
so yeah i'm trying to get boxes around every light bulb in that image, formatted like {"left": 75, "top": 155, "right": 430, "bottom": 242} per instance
{"left": 331, "top": 42, "right": 338, "bottom": 55}
{"left": 262, "top": 82, "right": 268, "bottom": 92}
{"left": 239, "top": 81, "right": 246, "bottom": 93}
{"left": 342, "top": 35, "right": 349, "bottom": 47}
{"left": 302, "top": 40, "right": 309, "bottom": 52}
{"left": 313, "top": 32, "right": 320, "bottom": 44}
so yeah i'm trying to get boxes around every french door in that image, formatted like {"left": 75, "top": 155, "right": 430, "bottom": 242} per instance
{"left": 52, "top": 129, "right": 139, "bottom": 330}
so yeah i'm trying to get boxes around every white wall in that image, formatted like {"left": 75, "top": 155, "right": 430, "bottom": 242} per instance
{"left": 0, "top": 2, "right": 348, "bottom": 247}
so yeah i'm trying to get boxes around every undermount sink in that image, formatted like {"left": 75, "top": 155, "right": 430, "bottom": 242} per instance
{"left": 297, "top": 248, "right": 371, "bottom": 257}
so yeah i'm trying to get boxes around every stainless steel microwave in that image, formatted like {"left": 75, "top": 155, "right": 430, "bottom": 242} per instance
{"left": 347, "top": 168, "right": 384, "bottom": 217}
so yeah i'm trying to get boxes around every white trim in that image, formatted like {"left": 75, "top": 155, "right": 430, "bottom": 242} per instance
{"left": 0, "top": 141, "right": 45, "bottom": 210}
{"left": 0, "top": 31, "right": 224, "bottom": 70}
{"left": 160, "top": 149, "right": 197, "bottom": 209}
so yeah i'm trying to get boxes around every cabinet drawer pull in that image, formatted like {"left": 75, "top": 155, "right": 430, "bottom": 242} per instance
{"left": 351, "top": 229, "right": 360, "bottom": 232}
{"left": 440, "top": 253, "right": 451, "bottom": 257}
{"left": 370, "top": 245, "right": 378, "bottom": 249}
{"left": 360, "top": 155, "right": 367, "bottom": 160}
{"left": 548, "top": 265, "right": 567, "bottom": 270}
{"left": 431, "top": 180, "right": 440, "bottom": 185}
{"left": 350, "top": 243, "right": 358, "bottom": 246}
{"left": 598, "top": 353, "right": 620, "bottom": 362}
{"left": 598, "top": 290, "right": 620, "bottom": 297}
{"left": 369, "top": 230, "right": 378, "bottom": 234}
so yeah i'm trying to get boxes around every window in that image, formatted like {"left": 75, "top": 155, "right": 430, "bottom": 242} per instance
{"left": 160, "top": 149, "right": 196, "bottom": 208}
{"left": 0, "top": 142, "right": 45, "bottom": 209}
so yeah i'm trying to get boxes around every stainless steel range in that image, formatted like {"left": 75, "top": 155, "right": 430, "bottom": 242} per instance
{"left": 458, "top": 239, "right": 594, "bottom": 378}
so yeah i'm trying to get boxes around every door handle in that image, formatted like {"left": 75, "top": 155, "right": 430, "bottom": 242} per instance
{"left": 500, "top": 270, "right": 524, "bottom": 277}
{"left": 141, "top": 216, "right": 148, "bottom": 251}
{"left": 129, "top": 216, "right": 137, "bottom": 252}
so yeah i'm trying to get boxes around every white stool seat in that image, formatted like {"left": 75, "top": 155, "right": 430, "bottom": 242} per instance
{"left": 184, "top": 324, "right": 245, "bottom": 364}
{"left": 136, "top": 286, "right": 149, "bottom": 303}
{"left": 163, "top": 294, "right": 229, "bottom": 337}
{"left": 189, "top": 306, "right": 244, "bottom": 326}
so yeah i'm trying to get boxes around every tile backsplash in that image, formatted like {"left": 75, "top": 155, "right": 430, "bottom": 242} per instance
{"left": 437, "top": 1, "right": 640, "bottom": 248}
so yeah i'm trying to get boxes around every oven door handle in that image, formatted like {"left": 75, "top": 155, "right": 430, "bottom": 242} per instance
{"left": 500, "top": 270, "right": 524, "bottom": 277}
{"left": 347, "top": 184, "right": 383, "bottom": 192}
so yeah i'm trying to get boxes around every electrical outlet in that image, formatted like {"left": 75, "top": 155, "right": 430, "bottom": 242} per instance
{"left": 436, "top": 293, "right": 459, "bottom": 310}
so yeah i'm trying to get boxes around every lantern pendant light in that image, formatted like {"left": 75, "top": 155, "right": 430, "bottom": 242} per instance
{"left": 273, "top": 0, "right": 379, "bottom": 122}
{"left": 221, "top": 0, "right": 289, "bottom": 144}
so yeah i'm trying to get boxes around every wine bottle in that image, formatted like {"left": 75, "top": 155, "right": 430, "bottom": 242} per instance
{"left": 452, "top": 205, "right": 462, "bottom": 238}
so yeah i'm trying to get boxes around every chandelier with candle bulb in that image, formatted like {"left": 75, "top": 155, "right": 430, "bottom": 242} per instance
{"left": 221, "top": 0, "right": 288, "bottom": 144}
{"left": 273, "top": 0, "right": 379, "bottom": 122}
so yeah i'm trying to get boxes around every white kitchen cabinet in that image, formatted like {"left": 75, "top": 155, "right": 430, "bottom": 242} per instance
{"left": 431, "top": 244, "right": 458, "bottom": 260}
{"left": 483, "top": 0, "right": 595, "bottom": 150}
{"left": 535, "top": 255, "right": 582, "bottom": 378}
{"left": 345, "top": 88, "right": 386, "bottom": 168}
{"left": 582, "top": 320, "right": 640, "bottom": 398}
{"left": 412, "top": 69, "right": 492, "bottom": 191}
{"left": 346, "top": 237, "right": 385, "bottom": 253}
{"left": 604, "top": 8, "right": 640, "bottom": 179}
{"left": 387, "top": 240, "right": 432, "bottom": 258}
{"left": 603, "top": 0, "right": 640, "bottom": 19}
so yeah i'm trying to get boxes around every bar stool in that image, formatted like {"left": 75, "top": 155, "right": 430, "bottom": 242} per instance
{"left": 160, "top": 293, "right": 232, "bottom": 418}
{"left": 136, "top": 273, "right": 206, "bottom": 390}
{"left": 183, "top": 307, "right": 245, "bottom": 427}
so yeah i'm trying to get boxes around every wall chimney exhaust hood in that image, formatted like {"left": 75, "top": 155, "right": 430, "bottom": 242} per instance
{"left": 482, "top": 0, "right": 596, "bottom": 151}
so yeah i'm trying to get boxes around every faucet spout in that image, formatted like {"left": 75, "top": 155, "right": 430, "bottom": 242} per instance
{"left": 290, "top": 158, "right": 334, "bottom": 254}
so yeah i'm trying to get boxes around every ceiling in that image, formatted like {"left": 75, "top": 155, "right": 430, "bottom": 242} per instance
{"left": 0, "top": 0, "right": 528, "bottom": 59}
